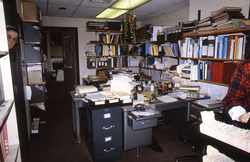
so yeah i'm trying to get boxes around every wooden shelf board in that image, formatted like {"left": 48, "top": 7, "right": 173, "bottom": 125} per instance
{"left": 180, "top": 57, "right": 244, "bottom": 61}
{"left": 87, "top": 43, "right": 132, "bottom": 45}
{"left": 86, "top": 29, "right": 124, "bottom": 33}
{"left": 87, "top": 55, "right": 130, "bottom": 57}
{"left": 6, "top": 144, "right": 19, "bottom": 162}
{"left": 0, "top": 100, "right": 14, "bottom": 128}
{"left": 182, "top": 28, "right": 250, "bottom": 37}
{"left": 198, "top": 80, "right": 229, "bottom": 87}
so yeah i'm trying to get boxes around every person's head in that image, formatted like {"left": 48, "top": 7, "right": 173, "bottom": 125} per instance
{"left": 6, "top": 25, "right": 18, "bottom": 50}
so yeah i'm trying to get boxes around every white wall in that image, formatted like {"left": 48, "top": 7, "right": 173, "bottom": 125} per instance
{"left": 189, "top": 0, "right": 249, "bottom": 21}
{"left": 141, "top": 7, "right": 189, "bottom": 27}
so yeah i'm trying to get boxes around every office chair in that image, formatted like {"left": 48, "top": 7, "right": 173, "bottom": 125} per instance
{"left": 175, "top": 113, "right": 204, "bottom": 162}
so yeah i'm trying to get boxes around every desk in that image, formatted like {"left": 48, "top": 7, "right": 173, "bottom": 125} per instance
{"left": 69, "top": 90, "right": 208, "bottom": 144}
{"left": 70, "top": 91, "right": 85, "bottom": 143}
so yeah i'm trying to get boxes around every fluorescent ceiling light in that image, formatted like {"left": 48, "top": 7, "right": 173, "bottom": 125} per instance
{"left": 110, "top": 0, "right": 150, "bottom": 10}
{"left": 96, "top": 8, "right": 128, "bottom": 19}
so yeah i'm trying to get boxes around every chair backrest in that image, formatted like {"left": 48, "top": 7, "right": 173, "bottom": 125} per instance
{"left": 178, "top": 113, "right": 201, "bottom": 145}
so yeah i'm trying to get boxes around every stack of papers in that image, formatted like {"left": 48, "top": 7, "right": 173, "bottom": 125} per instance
{"left": 75, "top": 85, "right": 98, "bottom": 94}
{"left": 156, "top": 95, "right": 178, "bottom": 103}
{"left": 197, "top": 99, "right": 223, "bottom": 108}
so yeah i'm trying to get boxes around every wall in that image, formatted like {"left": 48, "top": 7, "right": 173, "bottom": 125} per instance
{"left": 189, "top": 0, "right": 249, "bottom": 20}
{"left": 141, "top": 7, "right": 189, "bottom": 27}
{"left": 42, "top": 16, "right": 142, "bottom": 84}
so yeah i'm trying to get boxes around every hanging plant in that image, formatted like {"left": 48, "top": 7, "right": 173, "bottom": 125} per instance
{"left": 123, "top": 12, "right": 136, "bottom": 56}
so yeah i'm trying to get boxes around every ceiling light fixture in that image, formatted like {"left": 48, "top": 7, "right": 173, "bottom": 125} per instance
{"left": 96, "top": 8, "right": 128, "bottom": 19}
{"left": 95, "top": 0, "right": 150, "bottom": 19}
{"left": 110, "top": 0, "right": 150, "bottom": 10}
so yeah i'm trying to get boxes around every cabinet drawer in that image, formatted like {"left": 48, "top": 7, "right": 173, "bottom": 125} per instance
{"left": 128, "top": 115, "right": 157, "bottom": 130}
{"left": 92, "top": 107, "right": 122, "bottom": 131}
{"left": 94, "top": 132, "right": 122, "bottom": 157}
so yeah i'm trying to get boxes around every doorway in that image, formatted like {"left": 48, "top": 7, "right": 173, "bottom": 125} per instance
{"left": 41, "top": 27, "right": 79, "bottom": 95}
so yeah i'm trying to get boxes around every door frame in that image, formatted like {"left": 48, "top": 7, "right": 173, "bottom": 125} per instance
{"left": 41, "top": 26, "right": 80, "bottom": 85}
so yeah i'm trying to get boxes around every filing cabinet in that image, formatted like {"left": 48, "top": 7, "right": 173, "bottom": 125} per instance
{"left": 85, "top": 104, "right": 122, "bottom": 162}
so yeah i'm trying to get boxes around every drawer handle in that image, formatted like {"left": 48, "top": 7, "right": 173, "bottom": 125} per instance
{"left": 141, "top": 121, "right": 150, "bottom": 124}
{"left": 104, "top": 147, "right": 115, "bottom": 152}
{"left": 103, "top": 125, "right": 115, "bottom": 130}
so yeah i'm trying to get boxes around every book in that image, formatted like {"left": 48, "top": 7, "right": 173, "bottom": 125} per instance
{"left": 218, "top": 36, "right": 224, "bottom": 58}
{"left": 223, "top": 35, "right": 229, "bottom": 58}
{"left": 207, "top": 61, "right": 213, "bottom": 82}
{"left": 201, "top": 36, "right": 208, "bottom": 57}
{"left": 207, "top": 36, "right": 215, "bottom": 57}
{"left": 228, "top": 35, "right": 235, "bottom": 59}
{"left": 216, "top": 62, "right": 224, "bottom": 83}
{"left": 179, "top": 85, "right": 200, "bottom": 91}
{"left": 152, "top": 44, "right": 159, "bottom": 56}
{"left": 223, "top": 62, "right": 236, "bottom": 84}
{"left": 211, "top": 62, "right": 218, "bottom": 82}
{"left": 3, "top": 123, "right": 8, "bottom": 156}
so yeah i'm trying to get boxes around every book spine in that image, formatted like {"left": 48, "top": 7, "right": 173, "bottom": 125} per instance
{"left": 3, "top": 123, "right": 8, "bottom": 156}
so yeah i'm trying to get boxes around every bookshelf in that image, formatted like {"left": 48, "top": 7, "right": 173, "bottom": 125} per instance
{"left": 180, "top": 27, "right": 250, "bottom": 86}
{"left": 0, "top": 1, "right": 21, "bottom": 161}
{"left": 21, "top": 1, "right": 47, "bottom": 132}
{"left": 86, "top": 29, "right": 134, "bottom": 69}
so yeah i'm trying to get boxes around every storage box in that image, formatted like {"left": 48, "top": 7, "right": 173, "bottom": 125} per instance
{"left": 21, "top": 2, "right": 39, "bottom": 22}
{"left": 136, "top": 25, "right": 152, "bottom": 42}
{"left": 96, "top": 70, "right": 106, "bottom": 79}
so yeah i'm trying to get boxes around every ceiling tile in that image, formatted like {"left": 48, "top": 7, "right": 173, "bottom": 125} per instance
{"left": 35, "top": 3, "right": 48, "bottom": 16}
{"left": 73, "top": 6, "right": 105, "bottom": 18}
{"left": 48, "top": 4, "right": 78, "bottom": 17}
{"left": 25, "top": 0, "right": 47, "bottom": 3}
{"left": 80, "top": 0, "right": 117, "bottom": 8}
{"left": 49, "top": 0, "right": 83, "bottom": 6}
{"left": 24, "top": 0, "right": 190, "bottom": 21}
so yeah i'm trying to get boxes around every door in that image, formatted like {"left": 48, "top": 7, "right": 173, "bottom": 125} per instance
{"left": 62, "top": 29, "right": 78, "bottom": 95}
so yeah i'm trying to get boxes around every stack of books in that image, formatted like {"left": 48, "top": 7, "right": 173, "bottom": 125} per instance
{"left": 198, "top": 6, "right": 245, "bottom": 34}
{"left": 181, "top": 19, "right": 199, "bottom": 36}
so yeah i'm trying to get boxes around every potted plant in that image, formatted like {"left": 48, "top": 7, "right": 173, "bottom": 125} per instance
{"left": 123, "top": 13, "right": 137, "bottom": 56}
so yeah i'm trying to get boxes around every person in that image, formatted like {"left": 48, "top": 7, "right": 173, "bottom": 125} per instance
{"left": 6, "top": 25, "right": 19, "bottom": 50}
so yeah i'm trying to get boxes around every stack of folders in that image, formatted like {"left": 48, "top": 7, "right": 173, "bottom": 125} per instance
{"left": 197, "top": 99, "right": 223, "bottom": 109}
{"left": 75, "top": 85, "right": 98, "bottom": 96}
{"left": 203, "top": 145, "right": 234, "bottom": 162}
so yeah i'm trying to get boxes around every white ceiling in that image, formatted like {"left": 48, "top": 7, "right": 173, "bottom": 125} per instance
{"left": 24, "top": 0, "right": 189, "bottom": 21}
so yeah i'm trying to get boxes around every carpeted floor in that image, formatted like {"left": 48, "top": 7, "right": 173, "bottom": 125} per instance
{"left": 22, "top": 82, "right": 201, "bottom": 162}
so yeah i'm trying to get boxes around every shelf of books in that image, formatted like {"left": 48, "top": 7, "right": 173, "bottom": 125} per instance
{"left": 178, "top": 6, "right": 250, "bottom": 86}
{"left": 0, "top": 1, "right": 20, "bottom": 161}
{"left": 0, "top": 55, "right": 20, "bottom": 162}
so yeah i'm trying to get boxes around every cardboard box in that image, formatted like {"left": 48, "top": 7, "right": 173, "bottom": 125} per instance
{"left": 21, "top": 2, "right": 39, "bottom": 22}
{"left": 96, "top": 70, "right": 106, "bottom": 79}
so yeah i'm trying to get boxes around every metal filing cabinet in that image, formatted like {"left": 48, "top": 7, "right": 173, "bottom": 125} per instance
{"left": 85, "top": 104, "right": 122, "bottom": 162}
